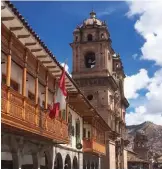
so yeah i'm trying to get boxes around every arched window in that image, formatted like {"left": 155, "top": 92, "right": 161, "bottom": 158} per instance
{"left": 73, "top": 156, "right": 78, "bottom": 169}
{"left": 101, "top": 33, "right": 104, "bottom": 39}
{"left": 75, "top": 36, "right": 78, "bottom": 42}
{"left": 68, "top": 112, "right": 73, "bottom": 136}
{"left": 88, "top": 131, "right": 91, "bottom": 139}
{"left": 54, "top": 153, "right": 63, "bottom": 169}
{"left": 87, "top": 34, "right": 93, "bottom": 41}
{"left": 76, "top": 119, "right": 80, "bottom": 144}
{"left": 84, "top": 52, "right": 96, "bottom": 68}
{"left": 64, "top": 154, "right": 71, "bottom": 169}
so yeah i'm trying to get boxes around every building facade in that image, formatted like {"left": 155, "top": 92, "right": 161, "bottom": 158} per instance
{"left": 70, "top": 10, "right": 129, "bottom": 169}
{"left": 1, "top": 2, "right": 109, "bottom": 169}
{"left": 127, "top": 130, "right": 150, "bottom": 169}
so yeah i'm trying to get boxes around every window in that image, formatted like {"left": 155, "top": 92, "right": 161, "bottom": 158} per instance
{"left": 84, "top": 52, "right": 96, "bottom": 68}
{"left": 83, "top": 128, "right": 86, "bottom": 138}
{"left": 1, "top": 74, "right": 19, "bottom": 91}
{"left": 116, "top": 63, "right": 120, "bottom": 68}
{"left": 75, "top": 36, "right": 78, "bottom": 41}
{"left": 2, "top": 74, "right": 6, "bottom": 84}
{"left": 87, "top": 94, "right": 93, "bottom": 101}
{"left": 101, "top": 33, "right": 104, "bottom": 39}
{"left": 88, "top": 131, "right": 91, "bottom": 139}
{"left": 42, "top": 101, "right": 45, "bottom": 108}
{"left": 87, "top": 34, "right": 93, "bottom": 41}
{"left": 11, "top": 79, "right": 19, "bottom": 92}
{"left": 61, "top": 109, "right": 66, "bottom": 121}
{"left": 68, "top": 112, "right": 73, "bottom": 136}
{"left": 28, "top": 91, "right": 35, "bottom": 101}
{"left": 76, "top": 119, "right": 80, "bottom": 144}
{"left": 41, "top": 101, "right": 50, "bottom": 109}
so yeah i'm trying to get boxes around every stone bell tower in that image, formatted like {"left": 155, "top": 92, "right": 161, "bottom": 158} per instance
{"left": 70, "top": 10, "right": 129, "bottom": 169}
{"left": 70, "top": 10, "right": 127, "bottom": 125}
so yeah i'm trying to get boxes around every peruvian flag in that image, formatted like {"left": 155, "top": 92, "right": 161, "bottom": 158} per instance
{"left": 49, "top": 64, "right": 67, "bottom": 119}
{"left": 58, "top": 64, "right": 67, "bottom": 97}
{"left": 49, "top": 102, "right": 60, "bottom": 119}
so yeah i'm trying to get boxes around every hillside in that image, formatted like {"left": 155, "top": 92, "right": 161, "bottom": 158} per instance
{"left": 126, "top": 121, "right": 162, "bottom": 155}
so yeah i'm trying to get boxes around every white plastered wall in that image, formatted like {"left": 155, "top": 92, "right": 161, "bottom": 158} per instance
{"left": 60, "top": 106, "right": 83, "bottom": 151}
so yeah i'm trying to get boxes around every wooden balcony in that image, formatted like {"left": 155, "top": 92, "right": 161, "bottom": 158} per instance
{"left": 1, "top": 84, "right": 69, "bottom": 144}
{"left": 83, "top": 138, "right": 106, "bottom": 155}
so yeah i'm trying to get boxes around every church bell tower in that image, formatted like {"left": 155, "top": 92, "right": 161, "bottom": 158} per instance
{"left": 70, "top": 10, "right": 127, "bottom": 126}
{"left": 70, "top": 11, "right": 129, "bottom": 169}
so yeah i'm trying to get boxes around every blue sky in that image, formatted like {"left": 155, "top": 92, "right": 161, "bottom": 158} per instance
{"left": 12, "top": 1, "right": 162, "bottom": 125}
{"left": 12, "top": 1, "right": 149, "bottom": 74}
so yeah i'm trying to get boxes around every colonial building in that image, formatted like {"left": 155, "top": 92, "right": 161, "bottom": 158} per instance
{"left": 127, "top": 150, "right": 149, "bottom": 169}
{"left": 127, "top": 131, "right": 150, "bottom": 169}
{"left": 1, "top": 2, "right": 110, "bottom": 169}
{"left": 70, "top": 10, "right": 129, "bottom": 169}
{"left": 133, "top": 130, "right": 149, "bottom": 160}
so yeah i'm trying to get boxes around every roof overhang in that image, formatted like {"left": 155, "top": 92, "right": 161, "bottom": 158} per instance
{"left": 67, "top": 92, "right": 111, "bottom": 131}
{"left": 1, "top": 1, "right": 77, "bottom": 92}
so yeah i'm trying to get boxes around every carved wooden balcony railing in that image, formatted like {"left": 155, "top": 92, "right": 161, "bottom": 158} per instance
{"left": 1, "top": 84, "right": 69, "bottom": 144}
{"left": 83, "top": 138, "right": 106, "bottom": 155}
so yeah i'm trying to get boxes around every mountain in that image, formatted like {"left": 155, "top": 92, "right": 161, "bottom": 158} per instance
{"left": 126, "top": 121, "right": 162, "bottom": 156}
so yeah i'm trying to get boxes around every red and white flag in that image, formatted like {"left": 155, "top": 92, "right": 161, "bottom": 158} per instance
{"left": 56, "top": 63, "right": 67, "bottom": 110}
{"left": 49, "top": 102, "right": 60, "bottom": 119}
{"left": 49, "top": 63, "right": 67, "bottom": 119}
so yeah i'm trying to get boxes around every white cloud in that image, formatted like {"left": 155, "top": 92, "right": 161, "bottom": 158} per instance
{"left": 132, "top": 53, "right": 138, "bottom": 60}
{"left": 126, "top": 1, "right": 162, "bottom": 66}
{"left": 145, "top": 69, "right": 162, "bottom": 115}
{"left": 124, "top": 69, "right": 150, "bottom": 99}
{"left": 98, "top": 7, "right": 116, "bottom": 17}
{"left": 125, "top": 68, "right": 162, "bottom": 125}
{"left": 126, "top": 109, "right": 162, "bottom": 126}
{"left": 125, "top": 1, "right": 162, "bottom": 125}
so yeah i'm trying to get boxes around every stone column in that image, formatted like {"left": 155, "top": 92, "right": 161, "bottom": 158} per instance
{"left": 12, "top": 151, "right": 23, "bottom": 169}
{"left": 78, "top": 152, "right": 83, "bottom": 169}
{"left": 32, "top": 152, "right": 41, "bottom": 169}
{"left": 52, "top": 146, "right": 56, "bottom": 169}
{"left": 44, "top": 146, "right": 54, "bottom": 169}
{"left": 98, "top": 156, "right": 101, "bottom": 169}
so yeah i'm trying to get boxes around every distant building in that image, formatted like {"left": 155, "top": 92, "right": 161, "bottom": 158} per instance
{"left": 157, "top": 155, "right": 162, "bottom": 169}
{"left": 127, "top": 130, "right": 150, "bottom": 169}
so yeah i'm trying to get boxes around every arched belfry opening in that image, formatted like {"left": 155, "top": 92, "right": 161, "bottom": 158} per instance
{"left": 84, "top": 52, "right": 96, "bottom": 68}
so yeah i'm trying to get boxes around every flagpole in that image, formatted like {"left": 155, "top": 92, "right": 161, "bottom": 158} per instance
{"left": 63, "top": 58, "right": 68, "bottom": 70}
